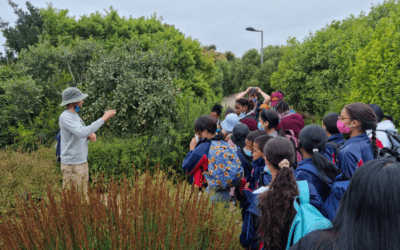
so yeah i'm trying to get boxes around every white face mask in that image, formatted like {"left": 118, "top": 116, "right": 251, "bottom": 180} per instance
{"left": 195, "top": 134, "right": 200, "bottom": 143}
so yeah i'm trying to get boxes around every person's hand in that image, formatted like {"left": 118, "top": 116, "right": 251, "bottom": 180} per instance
{"left": 255, "top": 87, "right": 262, "bottom": 93}
{"left": 246, "top": 87, "right": 253, "bottom": 93}
{"left": 245, "top": 182, "right": 250, "bottom": 189}
{"left": 101, "top": 110, "right": 117, "bottom": 122}
{"left": 190, "top": 137, "right": 197, "bottom": 151}
{"left": 88, "top": 133, "right": 97, "bottom": 142}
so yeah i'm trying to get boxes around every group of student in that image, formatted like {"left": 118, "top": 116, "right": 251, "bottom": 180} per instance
{"left": 182, "top": 87, "right": 400, "bottom": 250}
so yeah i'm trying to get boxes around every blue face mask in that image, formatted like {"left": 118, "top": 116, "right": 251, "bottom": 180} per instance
{"left": 239, "top": 112, "right": 246, "bottom": 118}
{"left": 252, "top": 98, "right": 258, "bottom": 103}
{"left": 243, "top": 148, "right": 252, "bottom": 157}
{"left": 258, "top": 122, "right": 265, "bottom": 131}
{"left": 74, "top": 105, "right": 81, "bottom": 113}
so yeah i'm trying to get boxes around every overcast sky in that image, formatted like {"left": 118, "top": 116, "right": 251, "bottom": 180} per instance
{"left": 0, "top": 0, "right": 384, "bottom": 57}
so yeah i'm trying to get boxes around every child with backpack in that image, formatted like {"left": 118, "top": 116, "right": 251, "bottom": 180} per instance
{"left": 182, "top": 115, "right": 243, "bottom": 203}
{"left": 322, "top": 113, "right": 346, "bottom": 164}
{"left": 336, "top": 103, "right": 377, "bottom": 178}
{"left": 290, "top": 158, "right": 400, "bottom": 250}
{"left": 256, "top": 137, "right": 330, "bottom": 250}
{"left": 367, "top": 104, "right": 399, "bottom": 149}
{"left": 251, "top": 135, "right": 274, "bottom": 189}
{"left": 295, "top": 125, "right": 347, "bottom": 217}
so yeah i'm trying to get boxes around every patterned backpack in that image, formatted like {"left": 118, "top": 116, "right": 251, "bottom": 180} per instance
{"left": 204, "top": 140, "right": 244, "bottom": 190}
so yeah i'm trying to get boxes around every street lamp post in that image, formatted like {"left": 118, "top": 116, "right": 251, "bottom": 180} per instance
{"left": 245, "top": 27, "right": 263, "bottom": 66}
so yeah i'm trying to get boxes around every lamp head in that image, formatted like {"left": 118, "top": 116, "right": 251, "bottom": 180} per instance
{"left": 246, "top": 27, "right": 257, "bottom": 32}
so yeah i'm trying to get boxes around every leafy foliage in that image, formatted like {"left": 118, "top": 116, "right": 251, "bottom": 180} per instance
{"left": 348, "top": 9, "right": 400, "bottom": 124}
{"left": 0, "top": 0, "right": 44, "bottom": 60}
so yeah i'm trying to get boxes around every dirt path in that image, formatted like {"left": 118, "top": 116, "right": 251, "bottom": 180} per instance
{"left": 222, "top": 93, "right": 238, "bottom": 109}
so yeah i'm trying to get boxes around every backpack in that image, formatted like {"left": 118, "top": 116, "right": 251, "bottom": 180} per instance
{"left": 259, "top": 166, "right": 273, "bottom": 187}
{"left": 204, "top": 140, "right": 244, "bottom": 190}
{"left": 286, "top": 181, "right": 332, "bottom": 249}
{"left": 56, "top": 132, "right": 61, "bottom": 163}
{"left": 377, "top": 130, "right": 400, "bottom": 149}
{"left": 377, "top": 146, "right": 400, "bottom": 162}
{"left": 326, "top": 141, "right": 343, "bottom": 165}
{"left": 323, "top": 173, "right": 349, "bottom": 221}
{"left": 284, "top": 130, "right": 302, "bottom": 166}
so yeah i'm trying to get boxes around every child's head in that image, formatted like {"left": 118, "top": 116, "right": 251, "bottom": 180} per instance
{"left": 194, "top": 115, "right": 218, "bottom": 139}
{"left": 259, "top": 109, "right": 280, "bottom": 130}
{"left": 340, "top": 103, "right": 378, "bottom": 157}
{"left": 322, "top": 113, "right": 341, "bottom": 136}
{"left": 259, "top": 136, "right": 298, "bottom": 249}
{"left": 326, "top": 158, "right": 400, "bottom": 249}
{"left": 275, "top": 100, "right": 290, "bottom": 114}
{"left": 210, "top": 104, "right": 223, "bottom": 120}
{"left": 299, "top": 125, "right": 342, "bottom": 183}
{"left": 248, "top": 87, "right": 259, "bottom": 100}
{"left": 253, "top": 135, "right": 273, "bottom": 160}
{"left": 245, "top": 130, "right": 267, "bottom": 153}
{"left": 235, "top": 98, "right": 255, "bottom": 116}
{"left": 368, "top": 104, "right": 393, "bottom": 123}
{"left": 224, "top": 107, "right": 235, "bottom": 118}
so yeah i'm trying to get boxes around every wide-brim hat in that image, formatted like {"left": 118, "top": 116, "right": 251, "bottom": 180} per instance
{"left": 231, "top": 123, "right": 250, "bottom": 148}
{"left": 60, "top": 87, "right": 88, "bottom": 106}
{"left": 221, "top": 113, "right": 240, "bottom": 133}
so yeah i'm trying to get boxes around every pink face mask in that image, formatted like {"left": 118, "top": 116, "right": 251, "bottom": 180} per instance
{"left": 337, "top": 120, "right": 351, "bottom": 134}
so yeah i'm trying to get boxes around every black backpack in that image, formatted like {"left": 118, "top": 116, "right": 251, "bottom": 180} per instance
{"left": 377, "top": 147, "right": 400, "bottom": 162}
{"left": 326, "top": 141, "right": 343, "bottom": 165}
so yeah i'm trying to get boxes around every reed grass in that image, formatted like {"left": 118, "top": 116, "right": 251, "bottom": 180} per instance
{"left": 0, "top": 169, "right": 242, "bottom": 249}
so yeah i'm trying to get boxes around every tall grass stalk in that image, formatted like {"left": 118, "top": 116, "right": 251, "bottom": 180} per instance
{"left": 0, "top": 170, "right": 240, "bottom": 249}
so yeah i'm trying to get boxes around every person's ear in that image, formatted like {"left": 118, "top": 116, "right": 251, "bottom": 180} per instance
{"left": 351, "top": 119, "right": 361, "bottom": 128}
{"left": 264, "top": 121, "right": 269, "bottom": 128}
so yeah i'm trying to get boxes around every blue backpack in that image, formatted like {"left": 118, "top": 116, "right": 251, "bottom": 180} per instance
{"left": 286, "top": 181, "right": 332, "bottom": 249}
{"left": 203, "top": 140, "right": 244, "bottom": 190}
{"left": 56, "top": 132, "right": 61, "bottom": 162}
{"left": 324, "top": 173, "right": 350, "bottom": 221}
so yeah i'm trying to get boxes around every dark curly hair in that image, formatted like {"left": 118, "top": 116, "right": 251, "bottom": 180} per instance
{"left": 275, "top": 100, "right": 290, "bottom": 114}
{"left": 345, "top": 103, "right": 378, "bottom": 158}
{"left": 259, "top": 137, "right": 298, "bottom": 250}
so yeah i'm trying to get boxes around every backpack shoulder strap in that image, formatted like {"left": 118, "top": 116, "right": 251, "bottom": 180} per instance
{"left": 296, "top": 180, "right": 309, "bottom": 205}
{"left": 326, "top": 141, "right": 340, "bottom": 149}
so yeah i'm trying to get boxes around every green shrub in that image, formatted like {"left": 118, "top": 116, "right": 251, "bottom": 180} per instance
{"left": 81, "top": 41, "right": 180, "bottom": 136}
{"left": 348, "top": 10, "right": 400, "bottom": 125}
{"left": 0, "top": 170, "right": 242, "bottom": 249}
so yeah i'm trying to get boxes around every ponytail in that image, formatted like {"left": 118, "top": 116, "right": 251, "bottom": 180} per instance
{"left": 312, "top": 150, "right": 344, "bottom": 184}
{"left": 236, "top": 98, "right": 255, "bottom": 114}
{"left": 371, "top": 130, "right": 379, "bottom": 159}
{"left": 258, "top": 166, "right": 298, "bottom": 249}
{"left": 383, "top": 114, "right": 393, "bottom": 121}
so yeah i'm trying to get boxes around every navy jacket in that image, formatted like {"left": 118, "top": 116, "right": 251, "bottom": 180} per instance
{"left": 323, "top": 134, "right": 345, "bottom": 164}
{"left": 240, "top": 181, "right": 325, "bottom": 249}
{"left": 336, "top": 133, "right": 375, "bottom": 178}
{"left": 249, "top": 157, "right": 266, "bottom": 190}
{"left": 238, "top": 146, "right": 252, "bottom": 182}
{"left": 294, "top": 158, "right": 331, "bottom": 204}
{"left": 182, "top": 139, "right": 212, "bottom": 186}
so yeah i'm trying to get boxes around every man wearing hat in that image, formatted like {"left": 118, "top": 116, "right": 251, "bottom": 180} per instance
{"left": 59, "top": 87, "right": 116, "bottom": 200}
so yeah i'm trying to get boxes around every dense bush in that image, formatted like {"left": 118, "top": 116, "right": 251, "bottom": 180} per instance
{"left": 0, "top": 170, "right": 242, "bottom": 249}
{"left": 271, "top": 0, "right": 400, "bottom": 118}
{"left": 348, "top": 9, "right": 400, "bottom": 124}
{"left": 81, "top": 41, "right": 180, "bottom": 135}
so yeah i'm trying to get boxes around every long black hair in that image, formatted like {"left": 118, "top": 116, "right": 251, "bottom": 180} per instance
{"left": 368, "top": 104, "right": 393, "bottom": 123}
{"left": 260, "top": 109, "right": 285, "bottom": 136}
{"left": 194, "top": 115, "right": 224, "bottom": 142}
{"left": 259, "top": 137, "right": 298, "bottom": 250}
{"left": 317, "top": 159, "right": 400, "bottom": 249}
{"left": 345, "top": 103, "right": 378, "bottom": 158}
{"left": 299, "top": 125, "right": 343, "bottom": 184}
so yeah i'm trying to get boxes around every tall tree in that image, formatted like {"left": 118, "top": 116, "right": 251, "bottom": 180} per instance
{"left": 0, "top": 0, "right": 44, "bottom": 59}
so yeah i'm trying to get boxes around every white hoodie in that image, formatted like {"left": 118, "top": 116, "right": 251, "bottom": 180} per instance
{"left": 366, "top": 120, "right": 398, "bottom": 148}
